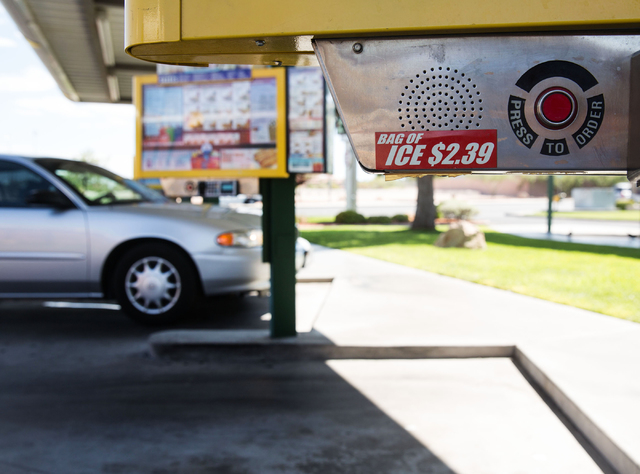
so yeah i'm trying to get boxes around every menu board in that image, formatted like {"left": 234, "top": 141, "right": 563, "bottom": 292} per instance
{"left": 156, "top": 64, "right": 252, "bottom": 84}
{"left": 287, "top": 68, "right": 326, "bottom": 173}
{"left": 135, "top": 69, "right": 287, "bottom": 179}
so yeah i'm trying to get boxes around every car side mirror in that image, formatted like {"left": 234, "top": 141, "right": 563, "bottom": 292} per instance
{"left": 26, "top": 189, "right": 75, "bottom": 209}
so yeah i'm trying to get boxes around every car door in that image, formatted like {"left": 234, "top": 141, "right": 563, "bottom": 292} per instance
{"left": 0, "top": 159, "right": 89, "bottom": 296}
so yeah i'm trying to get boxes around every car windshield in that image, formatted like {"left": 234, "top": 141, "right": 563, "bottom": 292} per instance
{"left": 123, "top": 178, "right": 168, "bottom": 203}
{"left": 35, "top": 159, "right": 165, "bottom": 206}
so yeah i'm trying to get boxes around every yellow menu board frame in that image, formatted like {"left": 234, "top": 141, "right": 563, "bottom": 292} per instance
{"left": 134, "top": 67, "right": 288, "bottom": 179}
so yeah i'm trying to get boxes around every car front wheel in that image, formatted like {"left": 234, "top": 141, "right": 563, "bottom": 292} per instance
{"left": 113, "top": 243, "right": 198, "bottom": 325}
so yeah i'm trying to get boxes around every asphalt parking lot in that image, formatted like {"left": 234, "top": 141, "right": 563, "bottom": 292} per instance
{"left": 0, "top": 297, "right": 602, "bottom": 474}
{"left": 0, "top": 298, "right": 455, "bottom": 474}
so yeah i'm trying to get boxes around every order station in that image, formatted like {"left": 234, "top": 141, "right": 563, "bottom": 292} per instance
{"left": 124, "top": 0, "right": 640, "bottom": 182}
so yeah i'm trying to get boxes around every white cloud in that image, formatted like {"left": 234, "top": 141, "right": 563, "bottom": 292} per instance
{"left": 13, "top": 94, "right": 135, "bottom": 125}
{"left": 0, "top": 37, "right": 16, "bottom": 48}
{"left": 14, "top": 94, "right": 88, "bottom": 118}
{"left": 0, "top": 66, "right": 57, "bottom": 92}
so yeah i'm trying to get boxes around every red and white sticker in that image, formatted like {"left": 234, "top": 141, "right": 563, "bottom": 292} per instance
{"left": 375, "top": 130, "right": 497, "bottom": 170}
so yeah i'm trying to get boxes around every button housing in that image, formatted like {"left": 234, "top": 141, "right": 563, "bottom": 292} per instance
{"left": 535, "top": 87, "right": 578, "bottom": 130}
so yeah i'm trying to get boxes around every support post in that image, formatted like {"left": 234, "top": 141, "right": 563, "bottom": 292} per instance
{"left": 260, "top": 176, "right": 297, "bottom": 338}
{"left": 345, "top": 137, "right": 357, "bottom": 212}
{"left": 547, "top": 175, "right": 554, "bottom": 234}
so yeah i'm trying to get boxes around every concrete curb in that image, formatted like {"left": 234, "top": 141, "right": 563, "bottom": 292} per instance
{"left": 148, "top": 329, "right": 638, "bottom": 474}
{"left": 297, "top": 277, "right": 334, "bottom": 283}
{"left": 149, "top": 330, "right": 514, "bottom": 360}
{"left": 514, "top": 348, "right": 639, "bottom": 474}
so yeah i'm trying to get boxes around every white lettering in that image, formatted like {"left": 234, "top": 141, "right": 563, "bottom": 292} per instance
{"left": 428, "top": 143, "right": 445, "bottom": 166}
{"left": 385, "top": 145, "right": 398, "bottom": 166}
{"left": 409, "top": 145, "right": 426, "bottom": 165}
{"left": 395, "top": 145, "right": 413, "bottom": 166}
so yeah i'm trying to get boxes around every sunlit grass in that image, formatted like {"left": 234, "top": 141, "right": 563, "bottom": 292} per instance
{"left": 300, "top": 225, "right": 640, "bottom": 323}
{"left": 298, "top": 215, "right": 335, "bottom": 224}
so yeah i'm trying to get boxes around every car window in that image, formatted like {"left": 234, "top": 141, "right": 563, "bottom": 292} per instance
{"left": 124, "top": 179, "right": 169, "bottom": 203}
{"left": 36, "top": 159, "right": 147, "bottom": 206}
{"left": 0, "top": 160, "right": 60, "bottom": 208}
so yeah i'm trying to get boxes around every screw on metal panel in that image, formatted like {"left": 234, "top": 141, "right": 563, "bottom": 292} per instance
{"left": 352, "top": 43, "right": 363, "bottom": 54}
{"left": 273, "top": 60, "right": 282, "bottom": 66}
{"left": 255, "top": 40, "right": 266, "bottom": 46}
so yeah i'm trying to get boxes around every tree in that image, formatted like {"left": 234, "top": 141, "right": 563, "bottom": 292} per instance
{"left": 77, "top": 150, "right": 101, "bottom": 165}
{"left": 411, "top": 176, "right": 436, "bottom": 231}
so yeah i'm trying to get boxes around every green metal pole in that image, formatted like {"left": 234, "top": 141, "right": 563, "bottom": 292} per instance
{"left": 547, "top": 175, "right": 554, "bottom": 234}
{"left": 260, "top": 175, "right": 297, "bottom": 338}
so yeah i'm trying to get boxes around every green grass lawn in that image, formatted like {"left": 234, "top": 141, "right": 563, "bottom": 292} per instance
{"left": 298, "top": 215, "right": 335, "bottom": 224}
{"left": 532, "top": 210, "right": 640, "bottom": 221}
{"left": 300, "top": 225, "right": 640, "bottom": 323}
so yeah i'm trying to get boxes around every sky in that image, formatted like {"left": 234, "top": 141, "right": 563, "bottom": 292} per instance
{"left": 0, "top": 3, "right": 360, "bottom": 181}
{"left": 0, "top": 4, "right": 143, "bottom": 178}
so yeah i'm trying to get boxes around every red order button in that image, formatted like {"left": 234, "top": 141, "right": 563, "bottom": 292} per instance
{"left": 535, "top": 87, "right": 578, "bottom": 130}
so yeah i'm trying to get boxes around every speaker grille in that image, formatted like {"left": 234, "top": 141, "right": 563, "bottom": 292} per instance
{"left": 398, "top": 66, "right": 484, "bottom": 131}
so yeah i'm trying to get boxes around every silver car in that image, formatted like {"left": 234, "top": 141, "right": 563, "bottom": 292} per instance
{"left": 0, "top": 155, "right": 307, "bottom": 325}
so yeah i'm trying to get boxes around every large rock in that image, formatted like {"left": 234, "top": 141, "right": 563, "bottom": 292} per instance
{"left": 434, "top": 220, "right": 487, "bottom": 249}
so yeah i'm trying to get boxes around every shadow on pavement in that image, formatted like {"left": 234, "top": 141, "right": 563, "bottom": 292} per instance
{"left": 484, "top": 231, "right": 640, "bottom": 256}
{"left": 0, "top": 298, "right": 456, "bottom": 473}
{"left": 0, "top": 295, "right": 271, "bottom": 340}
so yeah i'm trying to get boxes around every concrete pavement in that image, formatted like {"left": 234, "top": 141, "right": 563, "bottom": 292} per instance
{"left": 308, "top": 246, "right": 640, "bottom": 472}
{"left": 153, "top": 243, "right": 640, "bottom": 473}
{"left": 488, "top": 213, "right": 640, "bottom": 248}
{"left": 0, "top": 299, "right": 598, "bottom": 474}
{"left": 498, "top": 231, "right": 640, "bottom": 249}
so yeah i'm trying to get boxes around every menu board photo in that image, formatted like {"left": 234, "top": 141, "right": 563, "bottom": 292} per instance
{"left": 287, "top": 68, "right": 326, "bottom": 173}
{"left": 135, "top": 69, "right": 287, "bottom": 179}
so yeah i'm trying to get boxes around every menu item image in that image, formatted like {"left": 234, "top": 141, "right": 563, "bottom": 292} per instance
{"left": 254, "top": 149, "right": 278, "bottom": 168}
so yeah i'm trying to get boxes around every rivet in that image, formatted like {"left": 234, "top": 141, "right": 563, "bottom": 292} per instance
{"left": 273, "top": 60, "right": 282, "bottom": 66}
{"left": 255, "top": 40, "right": 266, "bottom": 47}
{"left": 352, "top": 43, "right": 363, "bottom": 54}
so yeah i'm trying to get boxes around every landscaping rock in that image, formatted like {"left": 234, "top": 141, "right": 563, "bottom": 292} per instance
{"left": 434, "top": 220, "right": 487, "bottom": 249}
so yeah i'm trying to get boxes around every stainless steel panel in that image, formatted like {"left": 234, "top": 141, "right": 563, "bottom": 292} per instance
{"left": 315, "top": 35, "right": 640, "bottom": 175}
{"left": 628, "top": 52, "right": 640, "bottom": 183}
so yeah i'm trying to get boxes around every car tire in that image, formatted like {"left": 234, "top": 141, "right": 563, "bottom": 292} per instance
{"left": 113, "top": 243, "right": 199, "bottom": 326}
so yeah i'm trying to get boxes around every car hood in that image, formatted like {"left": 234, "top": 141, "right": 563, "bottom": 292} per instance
{"left": 98, "top": 203, "right": 262, "bottom": 230}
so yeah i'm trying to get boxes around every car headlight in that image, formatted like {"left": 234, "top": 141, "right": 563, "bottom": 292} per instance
{"left": 216, "top": 229, "right": 263, "bottom": 248}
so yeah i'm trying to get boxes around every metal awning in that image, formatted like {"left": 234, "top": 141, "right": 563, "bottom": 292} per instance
{"left": 1, "top": 0, "right": 156, "bottom": 103}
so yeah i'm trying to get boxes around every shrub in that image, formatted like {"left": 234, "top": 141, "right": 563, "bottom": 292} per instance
{"left": 335, "top": 210, "right": 366, "bottom": 224}
{"left": 616, "top": 199, "right": 634, "bottom": 210}
{"left": 367, "top": 215, "right": 393, "bottom": 224}
{"left": 437, "top": 200, "right": 479, "bottom": 220}
{"left": 391, "top": 214, "right": 410, "bottom": 223}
